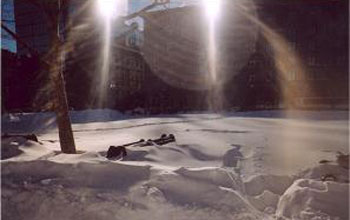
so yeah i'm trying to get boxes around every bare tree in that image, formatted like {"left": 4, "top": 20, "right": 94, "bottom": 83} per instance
{"left": 2, "top": 0, "right": 76, "bottom": 153}
{"left": 2, "top": 0, "right": 168, "bottom": 154}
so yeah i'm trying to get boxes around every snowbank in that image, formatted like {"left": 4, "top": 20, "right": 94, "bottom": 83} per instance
{"left": 69, "top": 109, "right": 127, "bottom": 123}
{"left": 2, "top": 160, "right": 266, "bottom": 220}
{"left": 227, "top": 110, "right": 349, "bottom": 121}
{"left": 297, "top": 164, "right": 349, "bottom": 183}
{"left": 276, "top": 179, "right": 349, "bottom": 220}
{"left": 242, "top": 174, "right": 293, "bottom": 214}
{"left": 1, "top": 137, "right": 52, "bottom": 161}
{"left": 244, "top": 174, "right": 294, "bottom": 196}
{"left": 147, "top": 168, "right": 254, "bottom": 212}
{"left": 247, "top": 190, "right": 280, "bottom": 213}
{"left": 175, "top": 167, "right": 245, "bottom": 192}
{"left": 273, "top": 163, "right": 349, "bottom": 219}
{"left": 1, "top": 109, "right": 127, "bottom": 134}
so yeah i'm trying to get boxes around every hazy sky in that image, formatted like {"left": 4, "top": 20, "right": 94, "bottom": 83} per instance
{"left": 128, "top": 0, "right": 151, "bottom": 13}
{"left": 1, "top": 0, "right": 16, "bottom": 52}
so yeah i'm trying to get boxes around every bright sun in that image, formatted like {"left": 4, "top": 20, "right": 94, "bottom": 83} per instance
{"left": 97, "top": 0, "right": 118, "bottom": 19}
{"left": 204, "top": 0, "right": 221, "bottom": 20}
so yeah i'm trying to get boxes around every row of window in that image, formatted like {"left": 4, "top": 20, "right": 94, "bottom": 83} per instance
{"left": 115, "top": 57, "right": 145, "bottom": 71}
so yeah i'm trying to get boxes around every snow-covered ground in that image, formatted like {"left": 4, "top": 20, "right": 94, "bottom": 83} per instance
{"left": 1, "top": 110, "right": 349, "bottom": 220}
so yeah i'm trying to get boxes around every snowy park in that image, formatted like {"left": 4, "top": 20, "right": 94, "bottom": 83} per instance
{"left": 2, "top": 110, "right": 349, "bottom": 219}
{"left": 1, "top": 0, "right": 349, "bottom": 219}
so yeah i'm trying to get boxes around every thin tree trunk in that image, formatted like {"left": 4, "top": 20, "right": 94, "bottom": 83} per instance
{"left": 51, "top": 0, "right": 76, "bottom": 154}
{"left": 53, "top": 49, "right": 76, "bottom": 154}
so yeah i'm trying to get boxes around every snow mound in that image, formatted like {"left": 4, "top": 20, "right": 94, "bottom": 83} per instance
{"left": 1, "top": 137, "right": 25, "bottom": 159}
{"left": 297, "top": 164, "right": 349, "bottom": 183}
{"left": 2, "top": 160, "right": 267, "bottom": 220}
{"left": 276, "top": 179, "right": 349, "bottom": 220}
{"left": 175, "top": 167, "right": 245, "bottom": 192}
{"left": 2, "top": 161, "right": 151, "bottom": 190}
{"left": 243, "top": 174, "right": 294, "bottom": 213}
{"left": 146, "top": 171, "right": 259, "bottom": 215}
{"left": 1, "top": 137, "right": 52, "bottom": 160}
{"left": 247, "top": 190, "right": 280, "bottom": 213}
{"left": 244, "top": 174, "right": 294, "bottom": 196}
{"left": 47, "top": 151, "right": 107, "bottom": 163}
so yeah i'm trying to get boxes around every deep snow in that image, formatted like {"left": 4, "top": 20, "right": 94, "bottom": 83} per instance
{"left": 1, "top": 110, "right": 349, "bottom": 219}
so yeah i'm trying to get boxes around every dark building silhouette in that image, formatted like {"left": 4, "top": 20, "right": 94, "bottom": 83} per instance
{"left": 14, "top": 0, "right": 58, "bottom": 55}
{"left": 253, "top": 0, "right": 348, "bottom": 109}
{"left": 1, "top": 50, "right": 42, "bottom": 112}
{"left": 142, "top": 0, "right": 348, "bottom": 111}
{"left": 7, "top": 0, "right": 348, "bottom": 113}
{"left": 141, "top": 3, "right": 258, "bottom": 111}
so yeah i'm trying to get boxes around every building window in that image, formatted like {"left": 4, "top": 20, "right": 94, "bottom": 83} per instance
{"left": 308, "top": 56, "right": 317, "bottom": 66}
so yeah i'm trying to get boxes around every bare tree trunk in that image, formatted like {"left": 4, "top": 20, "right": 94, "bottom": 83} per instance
{"left": 53, "top": 50, "right": 76, "bottom": 154}
{"left": 51, "top": 0, "right": 76, "bottom": 154}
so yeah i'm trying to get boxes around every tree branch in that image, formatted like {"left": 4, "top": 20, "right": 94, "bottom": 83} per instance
{"left": 1, "top": 23, "right": 40, "bottom": 56}
{"left": 122, "top": 2, "right": 167, "bottom": 21}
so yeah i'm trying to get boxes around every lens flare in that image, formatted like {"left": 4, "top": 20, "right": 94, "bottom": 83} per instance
{"left": 203, "top": 0, "right": 222, "bottom": 111}
{"left": 96, "top": 0, "right": 119, "bottom": 107}
{"left": 98, "top": 21, "right": 112, "bottom": 108}
{"left": 97, "top": 0, "right": 118, "bottom": 19}
{"left": 234, "top": 4, "right": 309, "bottom": 109}
{"left": 204, "top": 0, "right": 221, "bottom": 20}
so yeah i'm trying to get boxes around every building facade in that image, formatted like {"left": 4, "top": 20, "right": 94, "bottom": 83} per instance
{"left": 142, "top": 0, "right": 348, "bottom": 110}
{"left": 258, "top": 0, "right": 348, "bottom": 108}
{"left": 14, "top": 0, "right": 53, "bottom": 55}
{"left": 11, "top": 0, "right": 348, "bottom": 112}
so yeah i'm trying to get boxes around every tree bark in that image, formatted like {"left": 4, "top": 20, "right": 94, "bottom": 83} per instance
{"left": 52, "top": 48, "right": 77, "bottom": 154}
{"left": 51, "top": 0, "right": 76, "bottom": 154}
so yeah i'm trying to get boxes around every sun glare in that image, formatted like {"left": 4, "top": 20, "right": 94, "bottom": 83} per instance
{"left": 203, "top": 0, "right": 222, "bottom": 110}
{"left": 204, "top": 0, "right": 221, "bottom": 20}
{"left": 97, "top": 0, "right": 118, "bottom": 19}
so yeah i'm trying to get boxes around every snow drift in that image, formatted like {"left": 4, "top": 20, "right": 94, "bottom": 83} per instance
{"left": 1, "top": 110, "right": 349, "bottom": 219}
{"left": 276, "top": 179, "right": 349, "bottom": 220}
